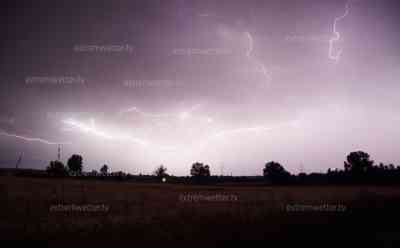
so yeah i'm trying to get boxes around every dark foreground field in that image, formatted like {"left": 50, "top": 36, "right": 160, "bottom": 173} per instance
{"left": 1, "top": 176, "right": 400, "bottom": 245}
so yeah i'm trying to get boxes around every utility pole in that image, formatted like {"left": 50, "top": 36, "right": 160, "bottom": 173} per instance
{"left": 15, "top": 153, "right": 23, "bottom": 169}
{"left": 57, "top": 144, "right": 61, "bottom": 161}
{"left": 219, "top": 163, "right": 225, "bottom": 176}
{"left": 299, "top": 162, "right": 304, "bottom": 174}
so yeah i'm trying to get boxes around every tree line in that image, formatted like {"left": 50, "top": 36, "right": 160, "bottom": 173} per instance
{"left": 45, "top": 150, "right": 400, "bottom": 185}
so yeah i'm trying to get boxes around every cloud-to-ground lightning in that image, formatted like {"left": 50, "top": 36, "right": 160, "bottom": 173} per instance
{"left": 328, "top": 0, "right": 352, "bottom": 62}
{"left": 0, "top": 130, "right": 71, "bottom": 145}
{"left": 244, "top": 31, "right": 272, "bottom": 82}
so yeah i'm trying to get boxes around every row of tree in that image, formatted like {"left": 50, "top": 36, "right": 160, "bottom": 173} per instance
{"left": 46, "top": 154, "right": 108, "bottom": 177}
{"left": 46, "top": 151, "right": 400, "bottom": 185}
{"left": 262, "top": 151, "right": 400, "bottom": 184}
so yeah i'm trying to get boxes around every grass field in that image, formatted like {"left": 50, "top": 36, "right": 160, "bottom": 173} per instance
{"left": 1, "top": 175, "right": 400, "bottom": 244}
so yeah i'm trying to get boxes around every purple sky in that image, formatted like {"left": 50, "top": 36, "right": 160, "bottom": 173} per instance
{"left": 1, "top": 0, "right": 400, "bottom": 175}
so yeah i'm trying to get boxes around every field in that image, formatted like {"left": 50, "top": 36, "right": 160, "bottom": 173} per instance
{"left": 1, "top": 175, "right": 400, "bottom": 244}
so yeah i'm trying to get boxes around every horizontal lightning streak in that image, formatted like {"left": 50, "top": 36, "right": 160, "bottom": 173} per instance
{"left": 62, "top": 118, "right": 178, "bottom": 151}
{"left": 61, "top": 116, "right": 299, "bottom": 155}
{"left": 119, "top": 104, "right": 208, "bottom": 122}
{"left": 0, "top": 130, "right": 71, "bottom": 145}
{"left": 196, "top": 121, "right": 300, "bottom": 151}
{"left": 119, "top": 107, "right": 172, "bottom": 118}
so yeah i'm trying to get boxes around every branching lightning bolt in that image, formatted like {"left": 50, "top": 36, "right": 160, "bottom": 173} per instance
{"left": 61, "top": 115, "right": 300, "bottom": 155}
{"left": 0, "top": 130, "right": 71, "bottom": 145}
{"left": 115, "top": 104, "right": 300, "bottom": 153}
{"left": 244, "top": 32, "right": 271, "bottom": 82}
{"left": 62, "top": 119, "right": 114, "bottom": 140}
{"left": 328, "top": 0, "right": 352, "bottom": 62}
{"left": 62, "top": 118, "right": 182, "bottom": 151}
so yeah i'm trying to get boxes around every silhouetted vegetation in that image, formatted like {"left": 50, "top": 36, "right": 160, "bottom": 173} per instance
{"left": 263, "top": 161, "right": 291, "bottom": 184}
{"left": 100, "top": 164, "right": 109, "bottom": 175}
{"left": 153, "top": 165, "right": 168, "bottom": 181}
{"left": 292, "top": 150, "right": 400, "bottom": 185}
{"left": 345, "top": 151, "right": 374, "bottom": 173}
{"left": 67, "top": 154, "right": 83, "bottom": 176}
{"left": 46, "top": 160, "right": 68, "bottom": 177}
{"left": 5, "top": 150, "right": 400, "bottom": 186}
{"left": 190, "top": 162, "right": 210, "bottom": 183}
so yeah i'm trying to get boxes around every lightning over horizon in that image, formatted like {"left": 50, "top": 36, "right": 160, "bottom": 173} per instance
{"left": 2, "top": 0, "right": 400, "bottom": 240}
{"left": 1, "top": 0, "right": 398, "bottom": 175}
{"left": 59, "top": 110, "right": 300, "bottom": 159}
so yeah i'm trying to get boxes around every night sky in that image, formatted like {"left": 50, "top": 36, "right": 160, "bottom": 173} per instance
{"left": 1, "top": 0, "right": 399, "bottom": 175}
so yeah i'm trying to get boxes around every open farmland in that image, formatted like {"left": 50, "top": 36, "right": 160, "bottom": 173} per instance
{"left": 1, "top": 175, "right": 400, "bottom": 244}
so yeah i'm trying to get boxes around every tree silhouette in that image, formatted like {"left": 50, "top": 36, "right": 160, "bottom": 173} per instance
{"left": 344, "top": 151, "right": 373, "bottom": 174}
{"left": 191, "top": 162, "right": 210, "bottom": 177}
{"left": 153, "top": 165, "right": 168, "bottom": 179}
{"left": 46, "top": 160, "right": 68, "bottom": 177}
{"left": 67, "top": 154, "right": 83, "bottom": 176}
{"left": 100, "top": 164, "right": 109, "bottom": 175}
{"left": 190, "top": 162, "right": 210, "bottom": 183}
{"left": 263, "top": 161, "right": 291, "bottom": 184}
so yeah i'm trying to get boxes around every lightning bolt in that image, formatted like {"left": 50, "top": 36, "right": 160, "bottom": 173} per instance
{"left": 62, "top": 119, "right": 114, "bottom": 140}
{"left": 328, "top": 0, "right": 352, "bottom": 62}
{"left": 196, "top": 120, "right": 300, "bottom": 151}
{"left": 62, "top": 118, "right": 177, "bottom": 150}
{"left": 61, "top": 115, "right": 299, "bottom": 156}
{"left": 244, "top": 31, "right": 272, "bottom": 82}
{"left": 0, "top": 130, "right": 71, "bottom": 145}
{"left": 119, "top": 104, "right": 207, "bottom": 122}
{"left": 116, "top": 104, "right": 299, "bottom": 152}
{"left": 57, "top": 103, "right": 301, "bottom": 156}
{"left": 118, "top": 107, "right": 172, "bottom": 118}
{"left": 212, "top": 120, "right": 299, "bottom": 139}
{"left": 62, "top": 104, "right": 213, "bottom": 153}
{"left": 212, "top": 126, "right": 274, "bottom": 138}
